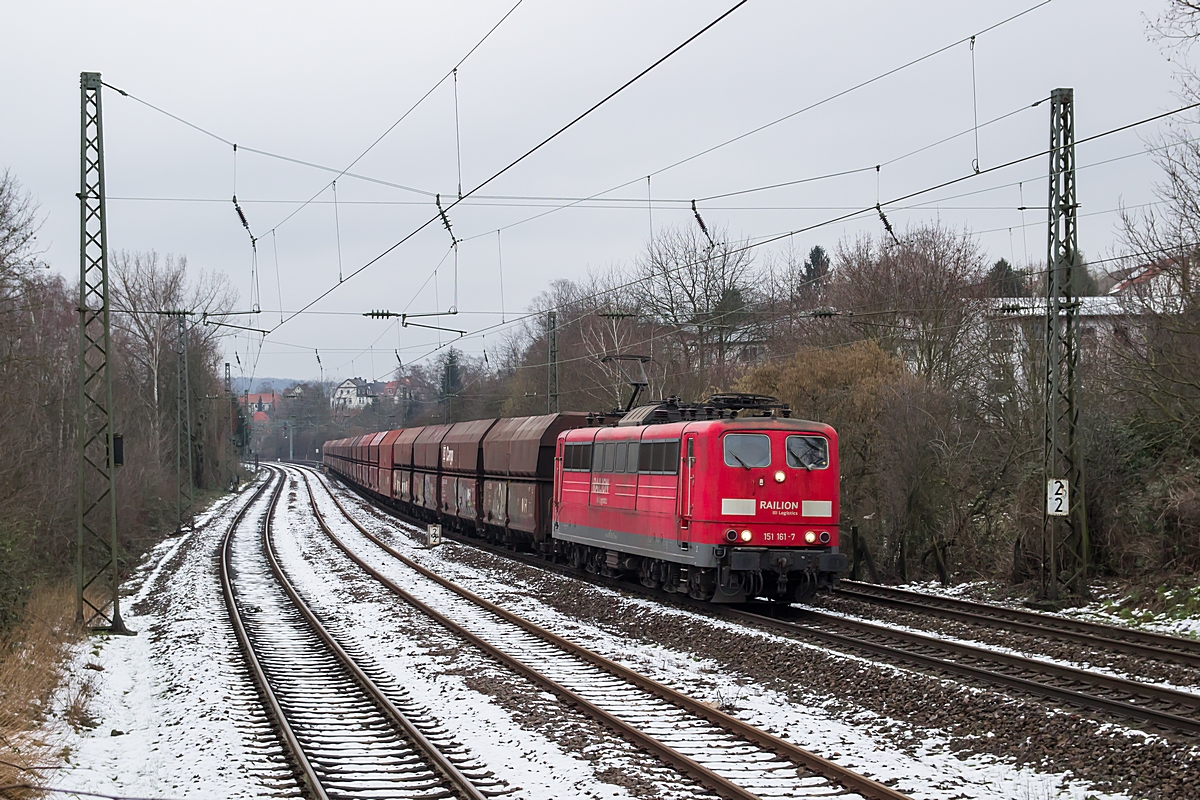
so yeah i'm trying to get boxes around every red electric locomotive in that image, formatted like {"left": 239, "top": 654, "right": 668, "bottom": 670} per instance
{"left": 322, "top": 394, "right": 846, "bottom": 602}
{"left": 553, "top": 395, "right": 844, "bottom": 602}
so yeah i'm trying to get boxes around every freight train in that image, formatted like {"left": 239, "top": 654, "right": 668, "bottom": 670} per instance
{"left": 322, "top": 394, "right": 846, "bottom": 602}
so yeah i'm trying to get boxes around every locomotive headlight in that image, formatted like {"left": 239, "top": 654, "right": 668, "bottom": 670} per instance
{"left": 804, "top": 530, "right": 817, "bottom": 544}
{"left": 774, "top": 470, "right": 786, "bottom": 483}
{"left": 740, "top": 529, "right": 752, "bottom": 542}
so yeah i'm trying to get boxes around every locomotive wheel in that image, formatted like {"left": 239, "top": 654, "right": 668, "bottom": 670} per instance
{"left": 639, "top": 560, "right": 662, "bottom": 590}
{"left": 688, "top": 568, "right": 716, "bottom": 601}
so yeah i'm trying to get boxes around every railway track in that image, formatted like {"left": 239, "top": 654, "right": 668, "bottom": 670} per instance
{"left": 220, "top": 466, "right": 505, "bottom": 800}
{"left": 293, "top": 464, "right": 914, "bottom": 800}
{"left": 731, "top": 604, "right": 1200, "bottom": 737}
{"left": 833, "top": 580, "right": 1200, "bottom": 669}
{"left": 314, "top": 469, "right": 1200, "bottom": 740}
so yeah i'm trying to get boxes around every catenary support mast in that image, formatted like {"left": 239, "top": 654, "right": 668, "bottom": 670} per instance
{"left": 76, "top": 72, "right": 130, "bottom": 633}
{"left": 174, "top": 313, "right": 194, "bottom": 532}
{"left": 547, "top": 310, "right": 559, "bottom": 414}
{"left": 1041, "top": 87, "right": 1089, "bottom": 601}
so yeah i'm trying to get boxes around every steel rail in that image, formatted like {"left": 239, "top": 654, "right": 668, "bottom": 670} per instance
{"left": 219, "top": 469, "right": 329, "bottom": 800}
{"left": 318, "top": 467, "right": 1200, "bottom": 737}
{"left": 444, "top": 519, "right": 1200, "bottom": 737}
{"left": 835, "top": 580, "right": 1200, "bottom": 668}
{"left": 732, "top": 606, "right": 1200, "bottom": 737}
{"left": 298, "top": 465, "right": 913, "bottom": 800}
{"left": 260, "top": 469, "right": 491, "bottom": 800}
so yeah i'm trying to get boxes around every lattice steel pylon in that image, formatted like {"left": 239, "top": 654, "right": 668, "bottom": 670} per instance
{"left": 226, "top": 362, "right": 244, "bottom": 487}
{"left": 174, "top": 313, "right": 195, "bottom": 533}
{"left": 546, "top": 310, "right": 559, "bottom": 414}
{"left": 76, "top": 72, "right": 130, "bottom": 633}
{"left": 1041, "top": 87, "right": 1089, "bottom": 601}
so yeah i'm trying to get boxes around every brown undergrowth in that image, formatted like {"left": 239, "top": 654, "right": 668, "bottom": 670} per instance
{"left": 0, "top": 583, "right": 91, "bottom": 797}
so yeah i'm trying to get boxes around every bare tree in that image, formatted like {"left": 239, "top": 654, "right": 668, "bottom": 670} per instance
{"left": 0, "top": 170, "right": 45, "bottom": 294}
{"left": 830, "top": 223, "right": 988, "bottom": 389}
{"left": 631, "top": 225, "right": 756, "bottom": 396}
{"left": 110, "top": 250, "right": 236, "bottom": 479}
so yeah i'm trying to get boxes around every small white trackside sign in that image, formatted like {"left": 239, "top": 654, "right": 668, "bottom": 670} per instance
{"left": 1047, "top": 479, "right": 1068, "bottom": 516}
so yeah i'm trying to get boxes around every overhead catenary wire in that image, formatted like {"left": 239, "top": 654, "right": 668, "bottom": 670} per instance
{"left": 970, "top": 36, "right": 981, "bottom": 173}
{"left": 100, "top": 82, "right": 432, "bottom": 196}
{"left": 454, "top": 68, "right": 463, "bottom": 200}
{"left": 102, "top": 0, "right": 1047, "bottom": 252}
{"left": 333, "top": 180, "right": 343, "bottom": 283}
{"left": 640, "top": 0, "right": 1053, "bottom": 182}
{"left": 647, "top": 176, "right": 653, "bottom": 239}
{"left": 105, "top": 0, "right": 1180, "bottom": 381}
{"left": 497, "top": 230, "right": 506, "bottom": 324}
{"left": 101, "top": 97, "right": 1052, "bottom": 216}
{"left": 110, "top": 197, "right": 1062, "bottom": 212}
{"left": 272, "top": 231, "right": 284, "bottom": 324}
{"left": 100, "top": 0, "right": 523, "bottom": 235}
{"left": 371, "top": 100, "right": 1200, "bottom": 371}
{"left": 256, "top": 0, "right": 524, "bottom": 237}
{"left": 419, "top": 249, "right": 1138, "bottom": 384}
{"left": 272, "top": 0, "right": 752, "bottom": 333}
{"left": 449, "top": 1, "right": 1056, "bottom": 246}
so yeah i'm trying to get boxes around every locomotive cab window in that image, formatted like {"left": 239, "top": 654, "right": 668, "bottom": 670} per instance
{"left": 724, "top": 433, "right": 771, "bottom": 469}
{"left": 786, "top": 435, "right": 829, "bottom": 470}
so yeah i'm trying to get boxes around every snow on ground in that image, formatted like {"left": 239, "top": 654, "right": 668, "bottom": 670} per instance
{"left": 49, "top": 466, "right": 666, "bottom": 800}
{"left": 799, "top": 602, "right": 1200, "bottom": 698}
{"left": 272, "top": 467, "right": 660, "bottom": 800}
{"left": 44, "top": 457, "right": 1156, "bottom": 800}
{"left": 311, "top": 468, "right": 1131, "bottom": 800}
{"left": 898, "top": 578, "right": 1200, "bottom": 641}
{"left": 48, "top": 476, "right": 298, "bottom": 799}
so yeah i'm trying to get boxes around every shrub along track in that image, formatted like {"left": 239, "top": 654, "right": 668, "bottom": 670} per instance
{"left": 293, "top": 464, "right": 913, "bottom": 800}
{"left": 221, "top": 466, "right": 503, "bottom": 800}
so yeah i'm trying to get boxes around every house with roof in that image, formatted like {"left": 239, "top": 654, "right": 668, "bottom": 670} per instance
{"left": 331, "top": 378, "right": 376, "bottom": 411}
{"left": 240, "top": 392, "right": 282, "bottom": 418}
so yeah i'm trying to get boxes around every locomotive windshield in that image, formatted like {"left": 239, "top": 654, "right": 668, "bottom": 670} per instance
{"left": 786, "top": 435, "right": 829, "bottom": 470}
{"left": 724, "top": 434, "right": 771, "bottom": 468}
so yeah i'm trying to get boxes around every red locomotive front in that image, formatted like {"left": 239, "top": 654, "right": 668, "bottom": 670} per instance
{"left": 552, "top": 396, "right": 846, "bottom": 602}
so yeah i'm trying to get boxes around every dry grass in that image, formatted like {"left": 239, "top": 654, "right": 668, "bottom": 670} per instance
{"left": 0, "top": 583, "right": 91, "bottom": 797}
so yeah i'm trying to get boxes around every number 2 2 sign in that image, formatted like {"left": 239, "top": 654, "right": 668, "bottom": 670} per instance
{"left": 1047, "top": 479, "right": 1069, "bottom": 517}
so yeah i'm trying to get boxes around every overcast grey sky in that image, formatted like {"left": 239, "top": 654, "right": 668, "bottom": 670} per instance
{"left": 1, "top": 1, "right": 1183, "bottom": 385}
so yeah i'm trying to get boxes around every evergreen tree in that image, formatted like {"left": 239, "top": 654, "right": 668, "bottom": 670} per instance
{"left": 441, "top": 349, "right": 462, "bottom": 421}
{"left": 986, "top": 258, "right": 1027, "bottom": 297}
{"left": 803, "top": 245, "right": 830, "bottom": 287}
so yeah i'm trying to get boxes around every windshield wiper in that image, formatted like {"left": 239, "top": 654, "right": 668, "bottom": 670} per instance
{"left": 731, "top": 453, "right": 752, "bottom": 471}
{"left": 788, "top": 445, "right": 815, "bottom": 471}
